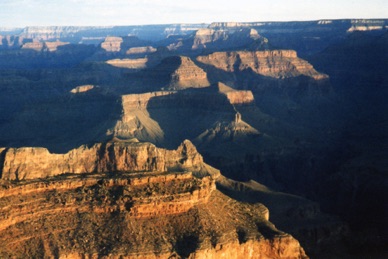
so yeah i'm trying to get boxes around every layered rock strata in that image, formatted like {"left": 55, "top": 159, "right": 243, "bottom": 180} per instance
{"left": 21, "top": 40, "right": 70, "bottom": 52}
{"left": 197, "top": 50, "right": 328, "bottom": 80}
{"left": 0, "top": 140, "right": 307, "bottom": 258}
{"left": 101, "top": 36, "right": 123, "bottom": 52}
{"left": 146, "top": 56, "right": 210, "bottom": 90}
{"left": 21, "top": 41, "right": 44, "bottom": 51}
{"left": 106, "top": 58, "right": 148, "bottom": 69}
{"left": 192, "top": 28, "right": 228, "bottom": 50}
{"left": 44, "top": 40, "right": 70, "bottom": 51}
{"left": 216, "top": 82, "right": 255, "bottom": 105}
{"left": 0, "top": 140, "right": 202, "bottom": 181}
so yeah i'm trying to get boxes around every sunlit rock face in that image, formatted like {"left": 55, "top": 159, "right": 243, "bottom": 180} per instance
{"left": 100, "top": 36, "right": 123, "bottom": 52}
{"left": 0, "top": 140, "right": 307, "bottom": 258}
{"left": 197, "top": 50, "right": 328, "bottom": 80}
{"left": 0, "top": 140, "right": 204, "bottom": 180}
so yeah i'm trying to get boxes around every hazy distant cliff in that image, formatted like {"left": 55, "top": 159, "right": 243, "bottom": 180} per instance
{"left": 3, "top": 24, "right": 208, "bottom": 43}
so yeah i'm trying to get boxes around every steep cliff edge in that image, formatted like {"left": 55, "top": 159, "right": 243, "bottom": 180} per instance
{"left": 0, "top": 140, "right": 307, "bottom": 258}
{"left": 0, "top": 139, "right": 203, "bottom": 181}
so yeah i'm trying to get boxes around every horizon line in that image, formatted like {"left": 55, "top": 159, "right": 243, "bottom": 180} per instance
{"left": 1, "top": 18, "right": 387, "bottom": 29}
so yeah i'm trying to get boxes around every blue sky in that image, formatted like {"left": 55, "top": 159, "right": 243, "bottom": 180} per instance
{"left": 0, "top": 0, "right": 387, "bottom": 27}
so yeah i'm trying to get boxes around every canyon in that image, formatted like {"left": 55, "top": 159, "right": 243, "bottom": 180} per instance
{"left": 0, "top": 140, "right": 307, "bottom": 258}
{"left": 0, "top": 19, "right": 386, "bottom": 258}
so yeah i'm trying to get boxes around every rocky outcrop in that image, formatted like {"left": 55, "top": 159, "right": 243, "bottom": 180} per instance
{"left": 110, "top": 92, "right": 176, "bottom": 142}
{"left": 106, "top": 58, "right": 148, "bottom": 69}
{"left": 197, "top": 50, "right": 328, "bottom": 80}
{"left": 0, "top": 140, "right": 203, "bottom": 181}
{"left": 21, "top": 40, "right": 70, "bottom": 52}
{"left": 126, "top": 46, "right": 157, "bottom": 56}
{"left": 70, "top": 85, "right": 95, "bottom": 94}
{"left": 0, "top": 139, "right": 307, "bottom": 258}
{"left": 21, "top": 41, "right": 44, "bottom": 51}
{"left": 193, "top": 111, "right": 260, "bottom": 151}
{"left": 101, "top": 36, "right": 123, "bottom": 52}
{"left": 120, "top": 91, "right": 177, "bottom": 110}
{"left": 216, "top": 82, "right": 255, "bottom": 105}
{"left": 158, "top": 56, "right": 210, "bottom": 90}
{"left": 0, "top": 170, "right": 215, "bottom": 229}
{"left": 0, "top": 175, "right": 306, "bottom": 258}
{"left": 44, "top": 40, "right": 70, "bottom": 51}
{"left": 191, "top": 28, "right": 228, "bottom": 50}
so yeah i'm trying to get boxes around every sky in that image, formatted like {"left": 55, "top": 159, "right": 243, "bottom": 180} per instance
{"left": 0, "top": 0, "right": 387, "bottom": 27}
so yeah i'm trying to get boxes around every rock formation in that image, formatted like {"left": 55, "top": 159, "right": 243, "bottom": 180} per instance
{"left": 110, "top": 92, "right": 175, "bottom": 143}
{"left": 21, "top": 41, "right": 44, "bottom": 51}
{"left": 21, "top": 40, "right": 70, "bottom": 52}
{"left": 106, "top": 58, "right": 148, "bottom": 70}
{"left": 150, "top": 56, "right": 210, "bottom": 90}
{"left": 44, "top": 40, "right": 70, "bottom": 51}
{"left": 216, "top": 82, "right": 255, "bottom": 105}
{"left": 70, "top": 85, "right": 95, "bottom": 94}
{"left": 197, "top": 50, "right": 328, "bottom": 80}
{"left": 101, "top": 36, "right": 123, "bottom": 52}
{"left": 191, "top": 28, "right": 228, "bottom": 50}
{"left": 208, "top": 19, "right": 388, "bottom": 56}
{"left": 0, "top": 140, "right": 203, "bottom": 181}
{"left": 194, "top": 116, "right": 260, "bottom": 144}
{"left": 167, "top": 27, "right": 269, "bottom": 53}
{"left": 0, "top": 140, "right": 307, "bottom": 258}
{"left": 110, "top": 84, "right": 256, "bottom": 145}
{"left": 126, "top": 46, "right": 157, "bottom": 56}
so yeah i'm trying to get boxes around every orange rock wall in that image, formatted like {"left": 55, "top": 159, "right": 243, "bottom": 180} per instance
{"left": 0, "top": 140, "right": 203, "bottom": 181}
{"left": 197, "top": 50, "right": 328, "bottom": 80}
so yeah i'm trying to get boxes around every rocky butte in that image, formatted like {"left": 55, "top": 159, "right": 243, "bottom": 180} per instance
{"left": 197, "top": 50, "right": 328, "bottom": 80}
{"left": 0, "top": 139, "right": 307, "bottom": 258}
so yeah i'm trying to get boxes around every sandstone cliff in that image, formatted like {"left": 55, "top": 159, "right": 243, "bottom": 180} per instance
{"left": 106, "top": 58, "right": 148, "bottom": 70}
{"left": 0, "top": 140, "right": 307, "bottom": 258}
{"left": 0, "top": 139, "right": 203, "bottom": 181}
{"left": 126, "top": 46, "right": 157, "bottom": 56}
{"left": 70, "top": 85, "right": 95, "bottom": 94}
{"left": 110, "top": 92, "right": 175, "bottom": 144}
{"left": 101, "top": 36, "right": 123, "bottom": 52}
{"left": 197, "top": 50, "right": 328, "bottom": 80}
{"left": 21, "top": 40, "right": 70, "bottom": 52}
{"left": 153, "top": 56, "right": 210, "bottom": 90}
{"left": 21, "top": 41, "right": 44, "bottom": 51}
{"left": 216, "top": 82, "right": 255, "bottom": 105}
{"left": 191, "top": 28, "right": 228, "bottom": 50}
{"left": 44, "top": 40, "right": 70, "bottom": 51}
